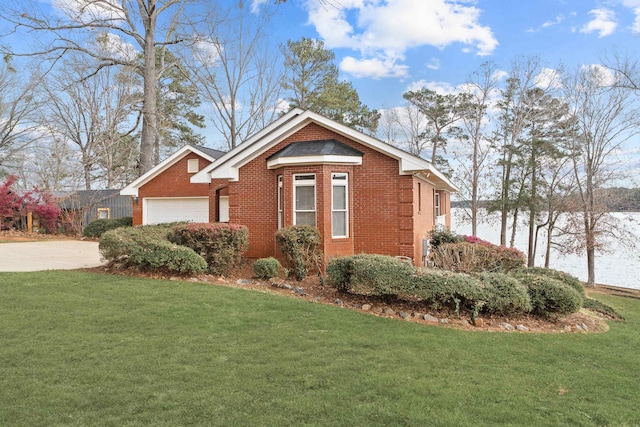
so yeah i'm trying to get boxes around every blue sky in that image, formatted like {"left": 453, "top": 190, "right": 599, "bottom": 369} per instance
{"left": 266, "top": 0, "right": 640, "bottom": 111}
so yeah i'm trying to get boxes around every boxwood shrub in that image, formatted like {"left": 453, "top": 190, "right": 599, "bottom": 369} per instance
{"left": 476, "top": 272, "right": 532, "bottom": 316}
{"left": 168, "top": 223, "right": 249, "bottom": 275}
{"left": 83, "top": 216, "right": 132, "bottom": 238}
{"left": 253, "top": 257, "right": 282, "bottom": 279}
{"left": 517, "top": 274, "right": 583, "bottom": 317}
{"left": 99, "top": 225, "right": 207, "bottom": 275}
{"left": 345, "top": 254, "right": 415, "bottom": 296}
{"left": 411, "top": 268, "right": 487, "bottom": 312}
{"left": 518, "top": 267, "right": 585, "bottom": 296}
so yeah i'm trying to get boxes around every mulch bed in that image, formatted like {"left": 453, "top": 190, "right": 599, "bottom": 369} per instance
{"left": 86, "top": 258, "right": 616, "bottom": 334}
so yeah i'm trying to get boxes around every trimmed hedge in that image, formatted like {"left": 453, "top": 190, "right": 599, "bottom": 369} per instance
{"left": 83, "top": 216, "right": 132, "bottom": 238}
{"left": 518, "top": 267, "right": 585, "bottom": 296}
{"left": 99, "top": 225, "right": 207, "bottom": 275}
{"left": 516, "top": 274, "right": 583, "bottom": 317}
{"left": 476, "top": 272, "right": 532, "bottom": 316}
{"left": 344, "top": 254, "right": 415, "bottom": 296}
{"left": 253, "top": 257, "right": 282, "bottom": 279}
{"left": 275, "top": 225, "right": 323, "bottom": 281}
{"left": 411, "top": 268, "right": 487, "bottom": 312}
{"left": 168, "top": 223, "right": 248, "bottom": 275}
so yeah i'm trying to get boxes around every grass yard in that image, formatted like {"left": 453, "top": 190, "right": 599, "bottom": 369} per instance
{"left": 1, "top": 271, "right": 638, "bottom": 426}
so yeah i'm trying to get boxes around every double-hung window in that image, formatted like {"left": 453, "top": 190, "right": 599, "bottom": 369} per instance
{"left": 332, "top": 173, "right": 348, "bottom": 238}
{"left": 294, "top": 174, "right": 316, "bottom": 226}
{"left": 435, "top": 192, "right": 441, "bottom": 217}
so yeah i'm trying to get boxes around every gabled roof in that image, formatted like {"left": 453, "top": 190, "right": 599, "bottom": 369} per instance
{"left": 120, "top": 144, "right": 226, "bottom": 196}
{"left": 191, "top": 109, "right": 457, "bottom": 192}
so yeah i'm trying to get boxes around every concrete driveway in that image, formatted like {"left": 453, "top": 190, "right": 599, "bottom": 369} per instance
{"left": 0, "top": 240, "right": 105, "bottom": 272}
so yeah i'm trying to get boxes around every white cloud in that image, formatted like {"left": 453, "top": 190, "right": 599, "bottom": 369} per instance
{"left": 542, "top": 14, "right": 565, "bottom": 28}
{"left": 192, "top": 37, "right": 222, "bottom": 66}
{"left": 534, "top": 67, "right": 562, "bottom": 89}
{"left": 582, "top": 63, "right": 617, "bottom": 87}
{"left": 305, "top": 0, "right": 498, "bottom": 79}
{"left": 51, "top": 0, "right": 125, "bottom": 23}
{"left": 426, "top": 58, "right": 440, "bottom": 70}
{"left": 580, "top": 8, "right": 617, "bottom": 37}
{"left": 251, "top": 0, "right": 268, "bottom": 14}
{"left": 340, "top": 56, "right": 409, "bottom": 79}
{"left": 94, "top": 33, "right": 137, "bottom": 62}
{"left": 406, "top": 80, "right": 458, "bottom": 94}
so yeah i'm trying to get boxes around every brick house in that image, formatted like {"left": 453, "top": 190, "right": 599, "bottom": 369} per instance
{"left": 121, "top": 109, "right": 456, "bottom": 266}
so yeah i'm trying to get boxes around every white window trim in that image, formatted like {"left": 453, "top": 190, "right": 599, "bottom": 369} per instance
{"left": 293, "top": 174, "right": 316, "bottom": 227}
{"left": 435, "top": 192, "right": 441, "bottom": 218}
{"left": 331, "top": 173, "right": 348, "bottom": 238}
{"left": 277, "top": 175, "right": 283, "bottom": 229}
{"left": 187, "top": 158, "right": 199, "bottom": 173}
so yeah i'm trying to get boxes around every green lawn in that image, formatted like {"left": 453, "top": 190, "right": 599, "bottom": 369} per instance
{"left": 1, "top": 271, "right": 638, "bottom": 426}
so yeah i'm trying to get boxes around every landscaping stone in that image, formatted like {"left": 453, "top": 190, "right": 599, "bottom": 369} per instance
{"left": 236, "top": 279, "right": 252, "bottom": 285}
{"left": 423, "top": 314, "right": 439, "bottom": 323}
{"left": 334, "top": 299, "right": 343, "bottom": 305}
{"left": 580, "top": 323, "right": 589, "bottom": 331}
{"left": 373, "top": 306, "right": 384, "bottom": 314}
{"left": 439, "top": 318, "right": 449, "bottom": 324}
{"left": 564, "top": 325, "right": 572, "bottom": 332}
{"left": 294, "top": 287, "right": 306, "bottom": 295}
{"left": 399, "top": 311, "right": 410, "bottom": 319}
{"left": 516, "top": 324, "right": 529, "bottom": 332}
{"left": 169, "top": 276, "right": 180, "bottom": 281}
{"left": 499, "top": 322, "right": 515, "bottom": 331}
{"left": 313, "top": 296, "right": 322, "bottom": 302}
{"left": 473, "top": 318, "right": 484, "bottom": 327}
{"left": 283, "top": 283, "right": 293, "bottom": 290}
{"left": 361, "top": 304, "right": 372, "bottom": 311}
{"left": 383, "top": 308, "right": 396, "bottom": 316}
{"left": 269, "top": 277, "right": 285, "bottom": 286}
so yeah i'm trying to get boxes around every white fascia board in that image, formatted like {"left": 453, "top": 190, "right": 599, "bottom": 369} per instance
{"left": 266, "top": 155, "right": 363, "bottom": 169}
{"left": 190, "top": 108, "right": 306, "bottom": 184}
{"left": 120, "top": 146, "right": 197, "bottom": 196}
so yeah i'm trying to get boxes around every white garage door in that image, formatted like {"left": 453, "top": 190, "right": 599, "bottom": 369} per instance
{"left": 144, "top": 197, "right": 209, "bottom": 225}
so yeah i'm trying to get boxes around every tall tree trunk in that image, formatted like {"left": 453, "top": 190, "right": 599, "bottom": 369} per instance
{"left": 139, "top": 7, "right": 157, "bottom": 175}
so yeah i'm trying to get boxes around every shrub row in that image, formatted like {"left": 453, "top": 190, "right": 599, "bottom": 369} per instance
{"left": 168, "top": 223, "right": 248, "bottom": 275}
{"left": 326, "top": 254, "right": 583, "bottom": 318}
{"left": 99, "top": 222, "right": 249, "bottom": 276}
{"left": 99, "top": 225, "right": 207, "bottom": 275}
{"left": 83, "top": 217, "right": 132, "bottom": 238}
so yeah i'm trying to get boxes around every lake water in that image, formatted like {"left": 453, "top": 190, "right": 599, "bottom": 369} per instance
{"left": 450, "top": 208, "right": 640, "bottom": 290}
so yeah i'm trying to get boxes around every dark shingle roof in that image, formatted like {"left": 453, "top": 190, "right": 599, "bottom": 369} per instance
{"left": 267, "top": 139, "right": 363, "bottom": 160}
{"left": 190, "top": 145, "right": 227, "bottom": 159}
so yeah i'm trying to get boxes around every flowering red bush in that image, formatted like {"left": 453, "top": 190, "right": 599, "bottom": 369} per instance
{"left": 0, "top": 175, "right": 61, "bottom": 233}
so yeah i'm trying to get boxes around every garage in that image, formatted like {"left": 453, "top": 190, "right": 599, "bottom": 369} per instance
{"left": 144, "top": 197, "right": 209, "bottom": 225}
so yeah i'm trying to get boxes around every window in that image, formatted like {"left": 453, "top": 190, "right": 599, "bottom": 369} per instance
{"left": 187, "top": 158, "right": 199, "bottom": 173}
{"left": 332, "top": 173, "right": 348, "bottom": 238}
{"left": 277, "top": 175, "right": 283, "bottom": 229}
{"left": 294, "top": 174, "right": 316, "bottom": 226}
{"left": 418, "top": 182, "right": 422, "bottom": 212}
{"left": 97, "top": 208, "right": 110, "bottom": 219}
{"left": 435, "top": 192, "right": 441, "bottom": 217}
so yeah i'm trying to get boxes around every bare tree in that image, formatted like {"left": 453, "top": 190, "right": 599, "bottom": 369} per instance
{"left": 0, "top": 64, "right": 43, "bottom": 173}
{"left": 454, "top": 61, "right": 501, "bottom": 236}
{"left": 562, "top": 65, "right": 640, "bottom": 286}
{"left": 1, "top": 0, "right": 196, "bottom": 175}
{"left": 186, "top": 4, "right": 282, "bottom": 149}
{"left": 378, "top": 104, "right": 431, "bottom": 156}
{"left": 40, "top": 52, "right": 138, "bottom": 189}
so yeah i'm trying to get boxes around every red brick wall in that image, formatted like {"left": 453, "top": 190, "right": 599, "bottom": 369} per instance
{"left": 132, "top": 152, "right": 212, "bottom": 225}
{"left": 230, "top": 122, "right": 418, "bottom": 262}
